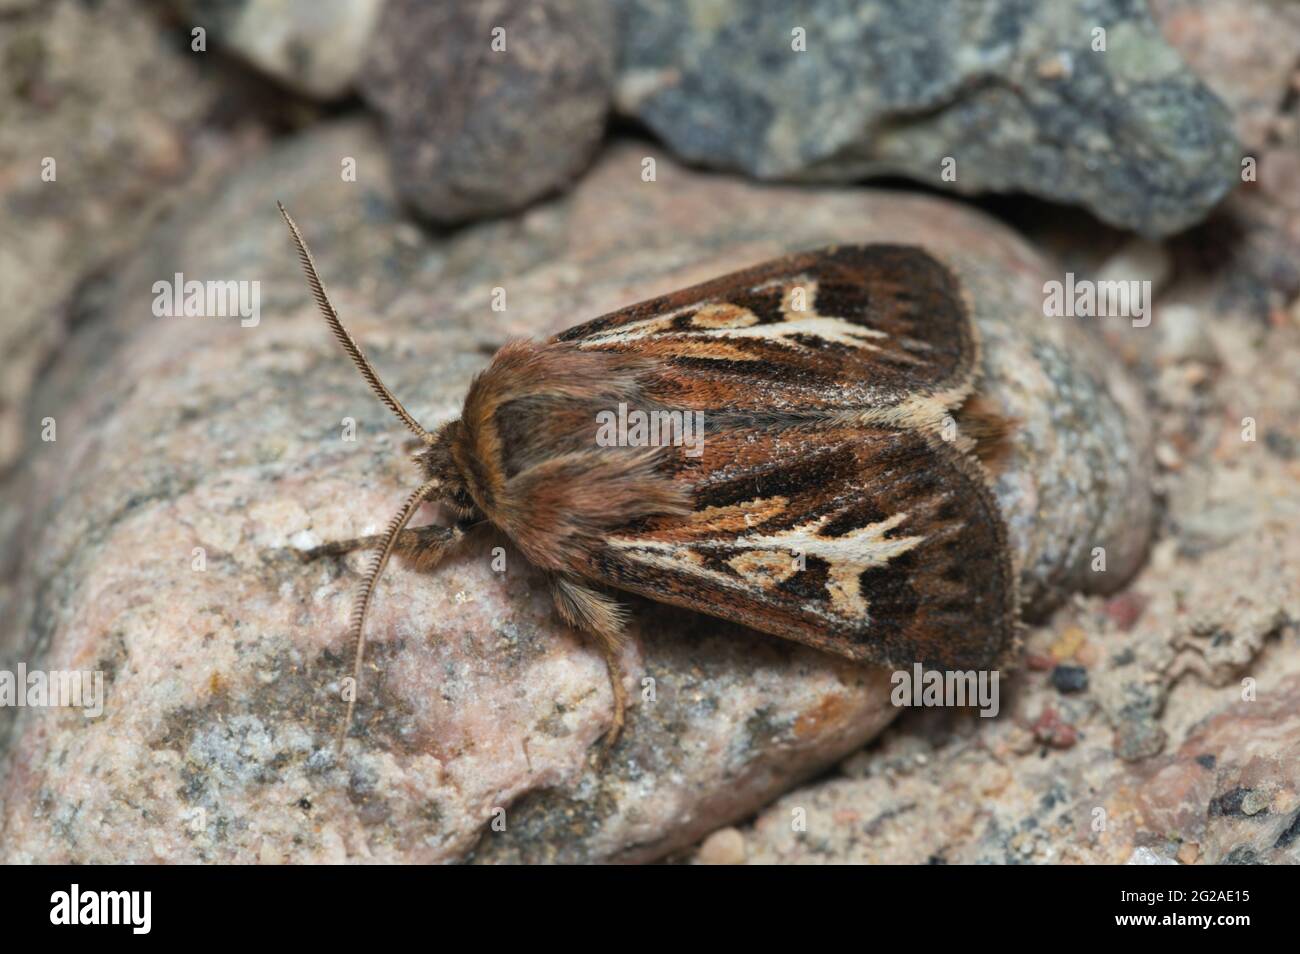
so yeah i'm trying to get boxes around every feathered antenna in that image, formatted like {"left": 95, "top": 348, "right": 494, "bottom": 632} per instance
{"left": 277, "top": 201, "right": 432, "bottom": 444}
{"left": 277, "top": 202, "right": 443, "bottom": 748}
{"left": 338, "top": 477, "right": 440, "bottom": 747}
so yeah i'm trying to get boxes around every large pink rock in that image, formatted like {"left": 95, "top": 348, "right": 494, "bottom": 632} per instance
{"left": 0, "top": 123, "right": 1151, "bottom": 862}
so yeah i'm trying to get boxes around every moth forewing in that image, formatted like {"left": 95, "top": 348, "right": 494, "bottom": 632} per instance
{"left": 555, "top": 244, "right": 980, "bottom": 414}
{"left": 577, "top": 420, "right": 1018, "bottom": 672}
{"left": 543, "top": 243, "right": 1017, "bottom": 671}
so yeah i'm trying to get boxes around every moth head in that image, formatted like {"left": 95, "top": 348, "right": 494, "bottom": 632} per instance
{"left": 413, "top": 421, "right": 476, "bottom": 518}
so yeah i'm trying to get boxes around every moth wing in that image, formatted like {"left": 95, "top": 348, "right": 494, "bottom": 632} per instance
{"left": 578, "top": 421, "right": 1017, "bottom": 672}
{"left": 555, "top": 245, "right": 977, "bottom": 416}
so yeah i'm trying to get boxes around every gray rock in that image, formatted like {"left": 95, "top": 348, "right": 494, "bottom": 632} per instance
{"left": 361, "top": 0, "right": 615, "bottom": 224}
{"left": 173, "top": 0, "right": 384, "bottom": 99}
{"left": 1125, "top": 846, "right": 1178, "bottom": 864}
{"left": 1151, "top": 0, "right": 1300, "bottom": 322}
{"left": 1150, "top": 0, "right": 1300, "bottom": 150}
{"left": 0, "top": 0, "right": 221, "bottom": 472}
{"left": 614, "top": 0, "right": 1241, "bottom": 237}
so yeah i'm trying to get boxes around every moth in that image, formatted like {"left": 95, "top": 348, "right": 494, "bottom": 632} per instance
{"left": 277, "top": 203, "right": 1018, "bottom": 750}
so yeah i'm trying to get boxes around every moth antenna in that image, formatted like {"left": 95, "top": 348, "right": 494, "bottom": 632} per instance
{"left": 277, "top": 201, "right": 433, "bottom": 445}
{"left": 338, "top": 477, "right": 441, "bottom": 749}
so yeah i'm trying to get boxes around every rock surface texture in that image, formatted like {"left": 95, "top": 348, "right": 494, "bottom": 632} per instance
{"left": 0, "top": 0, "right": 223, "bottom": 473}
{"left": 361, "top": 0, "right": 616, "bottom": 224}
{"left": 171, "top": 0, "right": 385, "bottom": 99}
{"left": 0, "top": 126, "right": 1151, "bottom": 863}
{"left": 613, "top": 0, "right": 1240, "bottom": 236}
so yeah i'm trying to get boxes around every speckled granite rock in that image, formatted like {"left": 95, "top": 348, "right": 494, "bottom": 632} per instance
{"left": 361, "top": 0, "right": 615, "bottom": 224}
{"left": 614, "top": 0, "right": 1240, "bottom": 237}
{"left": 0, "top": 123, "right": 1151, "bottom": 863}
{"left": 733, "top": 673, "right": 1300, "bottom": 865}
{"left": 1150, "top": 0, "right": 1300, "bottom": 150}
{"left": 171, "top": 0, "right": 385, "bottom": 99}
{"left": 1150, "top": 0, "right": 1300, "bottom": 325}
{"left": 733, "top": 663, "right": 1300, "bottom": 865}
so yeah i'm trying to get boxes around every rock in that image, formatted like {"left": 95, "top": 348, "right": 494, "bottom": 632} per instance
{"left": 739, "top": 668, "right": 1300, "bottom": 864}
{"left": 1150, "top": 0, "right": 1300, "bottom": 149}
{"left": 1153, "top": 1, "right": 1300, "bottom": 325}
{"left": 0, "top": 0, "right": 222, "bottom": 473}
{"left": 1125, "top": 847, "right": 1178, "bottom": 865}
{"left": 1032, "top": 707, "right": 1080, "bottom": 750}
{"left": 694, "top": 827, "right": 747, "bottom": 865}
{"left": 1152, "top": 304, "right": 1220, "bottom": 366}
{"left": 171, "top": 0, "right": 385, "bottom": 99}
{"left": 0, "top": 124, "right": 1151, "bottom": 863}
{"left": 613, "top": 0, "right": 1240, "bottom": 237}
{"left": 965, "top": 259, "right": 1154, "bottom": 612}
{"left": 361, "top": 0, "right": 615, "bottom": 224}
{"left": 1095, "top": 239, "right": 1174, "bottom": 298}
{"left": 1051, "top": 665, "right": 1089, "bottom": 694}
{"left": 1114, "top": 718, "right": 1169, "bottom": 762}
{"left": 1133, "top": 679, "right": 1300, "bottom": 864}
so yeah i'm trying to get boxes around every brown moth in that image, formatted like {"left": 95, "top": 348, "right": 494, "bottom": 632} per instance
{"left": 277, "top": 203, "right": 1018, "bottom": 750}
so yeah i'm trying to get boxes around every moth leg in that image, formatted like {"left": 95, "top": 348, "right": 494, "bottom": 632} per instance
{"left": 550, "top": 575, "right": 630, "bottom": 752}
{"left": 598, "top": 645, "right": 629, "bottom": 754}
{"left": 301, "top": 525, "right": 462, "bottom": 569}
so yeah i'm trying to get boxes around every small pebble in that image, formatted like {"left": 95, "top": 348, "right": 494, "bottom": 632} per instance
{"left": 696, "top": 827, "right": 747, "bottom": 865}
{"left": 1155, "top": 441, "right": 1183, "bottom": 470}
{"left": 1097, "top": 237, "right": 1172, "bottom": 296}
{"left": 1104, "top": 592, "right": 1149, "bottom": 631}
{"left": 1241, "top": 790, "right": 1271, "bottom": 816}
{"left": 361, "top": 0, "right": 615, "bottom": 223}
{"left": 1051, "top": 665, "right": 1089, "bottom": 694}
{"left": 1050, "top": 626, "right": 1087, "bottom": 661}
{"left": 1154, "top": 303, "right": 1219, "bottom": 365}
{"left": 1032, "top": 708, "right": 1078, "bottom": 749}
{"left": 1176, "top": 842, "right": 1201, "bottom": 865}
{"left": 1126, "top": 847, "right": 1177, "bottom": 865}
{"left": 1115, "top": 719, "right": 1167, "bottom": 762}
